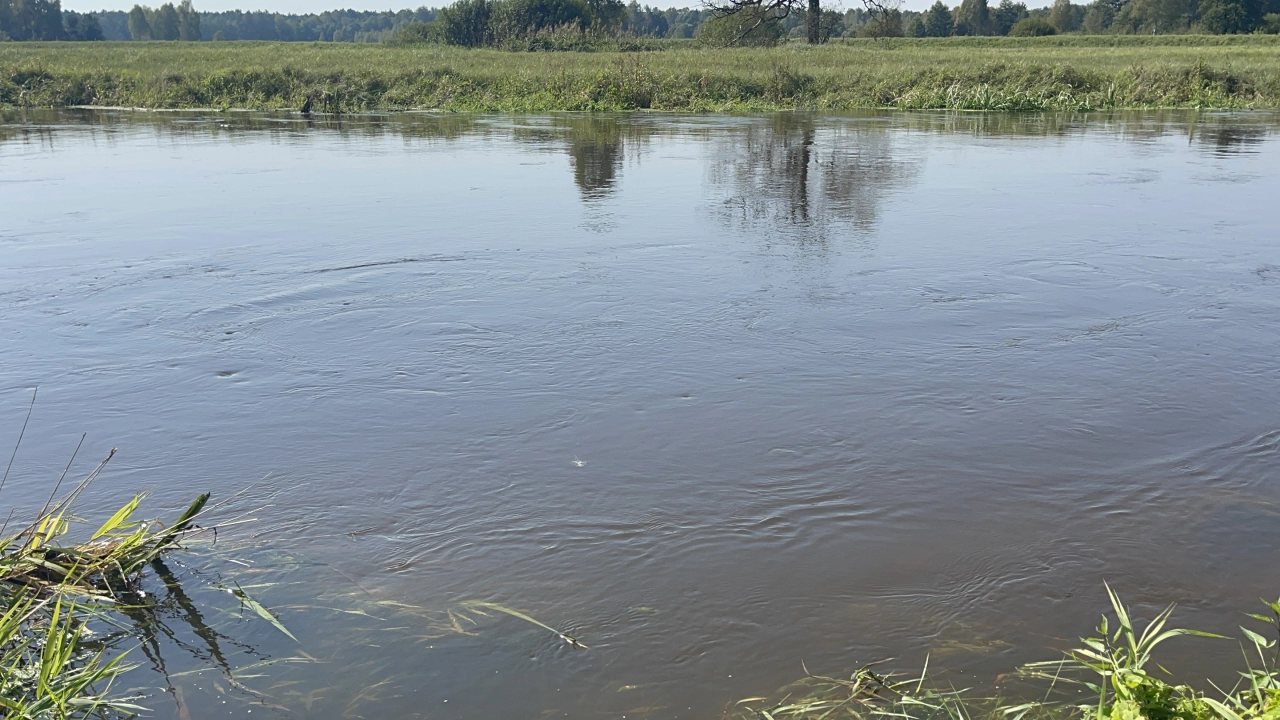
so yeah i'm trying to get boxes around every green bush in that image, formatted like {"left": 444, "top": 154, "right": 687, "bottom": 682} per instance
{"left": 1198, "top": 0, "right": 1265, "bottom": 33}
{"left": 385, "top": 21, "right": 442, "bottom": 44}
{"left": 1008, "top": 16, "right": 1057, "bottom": 34}
{"left": 503, "top": 21, "right": 593, "bottom": 49}
{"left": 490, "top": 0, "right": 588, "bottom": 43}
{"left": 696, "top": 8, "right": 785, "bottom": 47}
{"left": 1263, "top": 12, "right": 1280, "bottom": 32}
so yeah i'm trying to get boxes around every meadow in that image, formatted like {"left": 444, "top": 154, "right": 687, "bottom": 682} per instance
{"left": 3, "top": 34, "right": 1280, "bottom": 111}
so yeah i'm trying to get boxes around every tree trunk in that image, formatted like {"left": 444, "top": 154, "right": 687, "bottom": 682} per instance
{"left": 807, "top": 0, "right": 821, "bottom": 43}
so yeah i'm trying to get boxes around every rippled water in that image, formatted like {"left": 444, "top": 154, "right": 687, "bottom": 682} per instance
{"left": 3, "top": 109, "right": 1280, "bottom": 719}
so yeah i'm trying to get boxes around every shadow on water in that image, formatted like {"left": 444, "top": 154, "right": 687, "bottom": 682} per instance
{"left": 128, "top": 559, "right": 244, "bottom": 678}
{"left": 99, "top": 556, "right": 276, "bottom": 717}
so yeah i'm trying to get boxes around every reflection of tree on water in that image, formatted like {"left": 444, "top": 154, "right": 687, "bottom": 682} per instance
{"left": 508, "top": 115, "right": 635, "bottom": 208}
{"left": 708, "top": 114, "right": 922, "bottom": 245}
{"left": 1194, "top": 123, "right": 1269, "bottom": 156}
{"left": 565, "top": 116, "right": 625, "bottom": 201}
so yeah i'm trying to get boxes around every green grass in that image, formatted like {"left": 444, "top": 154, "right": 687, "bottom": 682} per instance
{"left": 0, "top": 498, "right": 207, "bottom": 717}
{"left": 3, "top": 35, "right": 1280, "bottom": 111}
{"left": 0, "top": 390, "right": 244, "bottom": 718}
{"left": 0, "top": 439, "right": 215, "bottom": 718}
{"left": 729, "top": 585, "right": 1280, "bottom": 720}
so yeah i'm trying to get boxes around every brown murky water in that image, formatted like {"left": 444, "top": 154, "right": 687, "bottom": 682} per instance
{"left": 2, "top": 109, "right": 1279, "bottom": 719}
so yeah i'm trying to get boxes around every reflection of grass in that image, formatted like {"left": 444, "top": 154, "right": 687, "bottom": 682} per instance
{"left": 3, "top": 37, "right": 1280, "bottom": 111}
{"left": 729, "top": 585, "right": 1280, "bottom": 720}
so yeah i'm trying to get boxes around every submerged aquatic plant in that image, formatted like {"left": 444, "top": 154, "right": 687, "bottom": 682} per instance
{"left": 461, "top": 601, "right": 589, "bottom": 649}
{"left": 729, "top": 656, "right": 975, "bottom": 720}
{"left": 730, "top": 586, "right": 1280, "bottom": 720}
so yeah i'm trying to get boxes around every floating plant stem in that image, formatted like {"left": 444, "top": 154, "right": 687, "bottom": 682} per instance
{"left": 462, "top": 601, "right": 588, "bottom": 649}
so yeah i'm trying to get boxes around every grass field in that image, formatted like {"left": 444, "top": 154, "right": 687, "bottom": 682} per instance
{"left": 4, "top": 35, "right": 1280, "bottom": 111}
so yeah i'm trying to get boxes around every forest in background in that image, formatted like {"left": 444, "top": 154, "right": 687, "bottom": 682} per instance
{"left": 1, "top": 0, "right": 1279, "bottom": 42}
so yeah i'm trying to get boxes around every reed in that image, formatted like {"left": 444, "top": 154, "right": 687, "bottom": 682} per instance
{"left": 0, "top": 395, "right": 219, "bottom": 718}
{"left": 0, "top": 472, "right": 214, "bottom": 716}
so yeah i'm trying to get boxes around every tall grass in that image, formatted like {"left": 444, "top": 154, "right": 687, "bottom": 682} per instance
{"left": 2, "top": 36, "right": 1279, "bottom": 110}
{"left": 0, "top": 400, "right": 218, "bottom": 719}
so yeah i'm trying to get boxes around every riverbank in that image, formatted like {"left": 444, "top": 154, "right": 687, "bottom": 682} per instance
{"left": 4, "top": 36, "right": 1280, "bottom": 111}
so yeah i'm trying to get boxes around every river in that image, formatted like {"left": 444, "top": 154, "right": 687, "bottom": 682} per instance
{"left": 2, "top": 109, "right": 1279, "bottom": 719}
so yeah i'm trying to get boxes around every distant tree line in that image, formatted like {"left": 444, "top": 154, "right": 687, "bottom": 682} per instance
{"left": 0, "top": 0, "right": 102, "bottom": 39}
{"left": 91, "top": 6, "right": 435, "bottom": 40}
{"left": 896, "top": 0, "right": 1280, "bottom": 36}
{"left": 122, "top": 0, "right": 199, "bottom": 39}
{"left": 620, "top": 2, "right": 714, "bottom": 37}
{"left": 699, "top": 0, "right": 1280, "bottom": 41}
{"left": 3, "top": 0, "right": 1277, "bottom": 42}
{"left": 392, "top": 0, "right": 645, "bottom": 47}
{"left": 384, "top": 0, "right": 727, "bottom": 46}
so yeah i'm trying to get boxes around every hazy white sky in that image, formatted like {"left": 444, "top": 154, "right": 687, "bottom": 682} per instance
{"left": 66, "top": 0, "right": 1027, "bottom": 18}
{"left": 66, "top": 0, "right": 419, "bottom": 11}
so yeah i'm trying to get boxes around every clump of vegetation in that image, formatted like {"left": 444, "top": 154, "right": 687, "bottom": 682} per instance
{"left": 395, "top": 0, "right": 630, "bottom": 48}
{"left": 385, "top": 19, "right": 444, "bottom": 43}
{"left": 0, "top": 399, "right": 218, "bottom": 719}
{"left": 729, "top": 584, "right": 1280, "bottom": 720}
{"left": 0, "top": 482, "right": 214, "bottom": 716}
{"left": 1008, "top": 16, "right": 1057, "bottom": 34}
{"left": 0, "top": 592, "right": 142, "bottom": 719}
{"left": 0, "top": 460, "right": 208, "bottom": 603}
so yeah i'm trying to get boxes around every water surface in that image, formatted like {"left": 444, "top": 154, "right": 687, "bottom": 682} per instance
{"left": 2, "top": 109, "right": 1280, "bottom": 719}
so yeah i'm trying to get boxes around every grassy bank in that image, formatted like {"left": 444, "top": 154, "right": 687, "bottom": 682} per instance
{"left": 3, "top": 35, "right": 1280, "bottom": 111}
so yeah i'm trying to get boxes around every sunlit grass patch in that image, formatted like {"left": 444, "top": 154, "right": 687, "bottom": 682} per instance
{"left": 2, "top": 36, "right": 1279, "bottom": 110}
{"left": 0, "top": 452, "right": 213, "bottom": 717}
